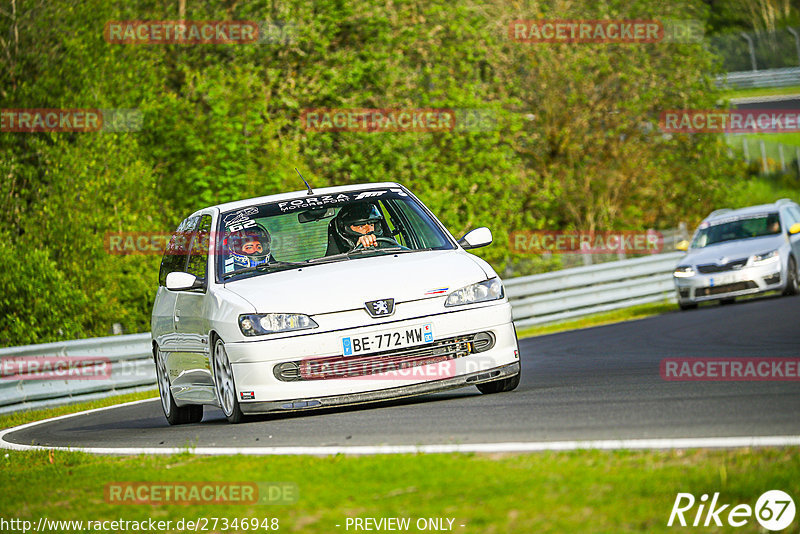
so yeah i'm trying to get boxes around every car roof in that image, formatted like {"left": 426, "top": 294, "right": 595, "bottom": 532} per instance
{"left": 197, "top": 182, "right": 405, "bottom": 215}
{"left": 703, "top": 201, "right": 794, "bottom": 223}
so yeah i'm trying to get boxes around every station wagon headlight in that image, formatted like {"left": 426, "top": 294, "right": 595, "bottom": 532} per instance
{"left": 238, "top": 314, "right": 318, "bottom": 336}
{"left": 750, "top": 250, "right": 779, "bottom": 265}
{"left": 673, "top": 265, "right": 695, "bottom": 278}
{"left": 445, "top": 278, "right": 504, "bottom": 307}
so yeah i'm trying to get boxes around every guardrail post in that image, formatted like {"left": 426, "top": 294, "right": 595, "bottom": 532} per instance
{"left": 760, "top": 139, "right": 768, "bottom": 174}
{"left": 779, "top": 144, "right": 786, "bottom": 172}
{"left": 740, "top": 32, "right": 757, "bottom": 71}
{"left": 788, "top": 28, "right": 800, "bottom": 67}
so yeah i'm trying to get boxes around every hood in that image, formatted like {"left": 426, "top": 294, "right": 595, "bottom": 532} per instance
{"left": 681, "top": 234, "right": 786, "bottom": 266}
{"left": 223, "top": 250, "right": 490, "bottom": 314}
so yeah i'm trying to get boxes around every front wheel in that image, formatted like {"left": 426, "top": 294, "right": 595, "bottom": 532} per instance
{"left": 783, "top": 257, "right": 798, "bottom": 296}
{"left": 212, "top": 336, "right": 245, "bottom": 423}
{"left": 155, "top": 347, "right": 203, "bottom": 425}
{"left": 476, "top": 371, "right": 521, "bottom": 394}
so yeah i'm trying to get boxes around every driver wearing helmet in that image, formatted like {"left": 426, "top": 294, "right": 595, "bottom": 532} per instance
{"left": 225, "top": 224, "right": 272, "bottom": 269}
{"left": 328, "top": 203, "right": 397, "bottom": 254}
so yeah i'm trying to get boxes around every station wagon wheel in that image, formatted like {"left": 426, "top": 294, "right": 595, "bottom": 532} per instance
{"left": 155, "top": 347, "right": 203, "bottom": 425}
{"left": 784, "top": 257, "right": 798, "bottom": 296}
{"left": 212, "top": 337, "right": 245, "bottom": 423}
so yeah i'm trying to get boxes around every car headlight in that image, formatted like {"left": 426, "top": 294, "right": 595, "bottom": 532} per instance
{"left": 673, "top": 265, "right": 695, "bottom": 278}
{"left": 238, "top": 313, "right": 318, "bottom": 336}
{"left": 445, "top": 278, "right": 504, "bottom": 307}
{"left": 750, "top": 250, "right": 779, "bottom": 265}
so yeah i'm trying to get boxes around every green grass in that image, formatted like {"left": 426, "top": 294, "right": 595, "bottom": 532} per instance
{"left": 725, "top": 174, "right": 800, "bottom": 208}
{"left": 722, "top": 85, "right": 800, "bottom": 100}
{"left": 516, "top": 300, "right": 676, "bottom": 339}
{"left": 0, "top": 447, "right": 797, "bottom": 532}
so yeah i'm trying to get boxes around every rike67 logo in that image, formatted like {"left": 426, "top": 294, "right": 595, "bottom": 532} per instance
{"left": 668, "top": 490, "right": 795, "bottom": 531}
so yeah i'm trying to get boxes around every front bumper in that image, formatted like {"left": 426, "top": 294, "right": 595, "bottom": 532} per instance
{"left": 239, "top": 361, "right": 519, "bottom": 414}
{"left": 224, "top": 302, "right": 520, "bottom": 409}
{"left": 673, "top": 260, "right": 783, "bottom": 303}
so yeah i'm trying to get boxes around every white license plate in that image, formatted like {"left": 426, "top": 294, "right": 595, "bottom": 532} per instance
{"left": 342, "top": 323, "right": 434, "bottom": 356}
{"left": 709, "top": 274, "right": 736, "bottom": 286}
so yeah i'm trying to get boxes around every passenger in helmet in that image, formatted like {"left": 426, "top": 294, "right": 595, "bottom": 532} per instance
{"left": 328, "top": 202, "right": 398, "bottom": 253}
{"left": 226, "top": 224, "right": 272, "bottom": 269}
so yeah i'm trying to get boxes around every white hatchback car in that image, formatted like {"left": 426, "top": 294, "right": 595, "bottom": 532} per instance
{"left": 151, "top": 183, "right": 521, "bottom": 423}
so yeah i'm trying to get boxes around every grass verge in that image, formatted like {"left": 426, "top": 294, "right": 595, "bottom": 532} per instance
{"left": 0, "top": 447, "right": 797, "bottom": 532}
{"left": 515, "top": 300, "right": 676, "bottom": 339}
{"left": 722, "top": 84, "right": 800, "bottom": 100}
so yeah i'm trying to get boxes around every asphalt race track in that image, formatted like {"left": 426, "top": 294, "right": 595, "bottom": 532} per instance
{"left": 3, "top": 295, "right": 800, "bottom": 451}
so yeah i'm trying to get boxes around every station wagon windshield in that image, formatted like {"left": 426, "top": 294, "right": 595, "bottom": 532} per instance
{"left": 217, "top": 188, "right": 456, "bottom": 281}
{"left": 691, "top": 212, "right": 781, "bottom": 249}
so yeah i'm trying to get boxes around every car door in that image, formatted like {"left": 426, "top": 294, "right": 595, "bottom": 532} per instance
{"left": 784, "top": 206, "right": 800, "bottom": 265}
{"left": 173, "top": 213, "right": 216, "bottom": 400}
{"left": 152, "top": 216, "right": 197, "bottom": 354}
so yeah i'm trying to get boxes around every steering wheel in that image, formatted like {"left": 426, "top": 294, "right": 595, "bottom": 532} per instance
{"left": 351, "top": 237, "right": 409, "bottom": 251}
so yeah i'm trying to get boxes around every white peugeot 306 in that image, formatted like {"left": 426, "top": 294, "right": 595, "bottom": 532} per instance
{"left": 151, "top": 182, "right": 521, "bottom": 424}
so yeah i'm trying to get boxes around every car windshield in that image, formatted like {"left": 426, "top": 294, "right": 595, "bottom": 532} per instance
{"left": 690, "top": 212, "right": 781, "bottom": 249}
{"left": 217, "top": 187, "right": 456, "bottom": 281}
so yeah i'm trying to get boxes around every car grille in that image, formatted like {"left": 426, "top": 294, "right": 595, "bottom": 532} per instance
{"left": 696, "top": 258, "right": 748, "bottom": 274}
{"left": 273, "top": 332, "right": 494, "bottom": 382}
{"left": 695, "top": 281, "right": 757, "bottom": 297}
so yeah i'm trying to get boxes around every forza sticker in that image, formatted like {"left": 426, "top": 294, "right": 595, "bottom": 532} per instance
{"left": 278, "top": 194, "right": 350, "bottom": 212}
{"left": 342, "top": 323, "right": 433, "bottom": 356}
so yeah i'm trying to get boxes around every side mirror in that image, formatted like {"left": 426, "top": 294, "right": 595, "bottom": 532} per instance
{"left": 166, "top": 272, "right": 203, "bottom": 291}
{"left": 458, "top": 227, "right": 493, "bottom": 249}
{"left": 790, "top": 223, "right": 800, "bottom": 235}
{"left": 675, "top": 240, "right": 690, "bottom": 252}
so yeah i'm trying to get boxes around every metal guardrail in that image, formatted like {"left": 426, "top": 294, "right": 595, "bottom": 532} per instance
{"left": 716, "top": 67, "right": 800, "bottom": 89}
{"left": 0, "top": 333, "right": 155, "bottom": 415}
{"left": 506, "top": 252, "right": 683, "bottom": 328}
{"left": 0, "top": 252, "right": 684, "bottom": 414}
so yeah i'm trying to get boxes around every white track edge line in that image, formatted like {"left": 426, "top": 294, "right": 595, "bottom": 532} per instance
{"left": 2, "top": 401, "right": 800, "bottom": 455}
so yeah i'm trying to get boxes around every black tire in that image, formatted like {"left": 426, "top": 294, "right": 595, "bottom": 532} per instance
{"left": 719, "top": 297, "right": 736, "bottom": 305}
{"left": 476, "top": 371, "right": 520, "bottom": 394}
{"left": 678, "top": 302, "right": 698, "bottom": 310}
{"left": 783, "top": 257, "right": 798, "bottom": 296}
{"left": 212, "top": 336, "right": 245, "bottom": 424}
{"left": 155, "top": 347, "right": 203, "bottom": 425}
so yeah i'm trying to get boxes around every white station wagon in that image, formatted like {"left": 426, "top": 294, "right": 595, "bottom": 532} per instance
{"left": 151, "top": 182, "right": 521, "bottom": 423}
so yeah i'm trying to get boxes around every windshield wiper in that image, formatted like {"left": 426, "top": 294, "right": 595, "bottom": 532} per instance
{"left": 223, "top": 260, "right": 305, "bottom": 280}
{"left": 305, "top": 246, "right": 429, "bottom": 265}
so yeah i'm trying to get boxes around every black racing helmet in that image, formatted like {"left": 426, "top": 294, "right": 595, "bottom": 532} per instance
{"left": 334, "top": 203, "right": 384, "bottom": 245}
{"left": 225, "top": 224, "right": 272, "bottom": 262}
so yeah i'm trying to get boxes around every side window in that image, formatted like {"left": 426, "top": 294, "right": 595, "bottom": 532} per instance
{"left": 158, "top": 216, "right": 198, "bottom": 286}
{"left": 185, "top": 215, "right": 212, "bottom": 283}
{"left": 785, "top": 206, "right": 800, "bottom": 229}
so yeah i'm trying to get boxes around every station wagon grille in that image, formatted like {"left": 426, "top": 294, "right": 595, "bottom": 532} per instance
{"left": 273, "top": 332, "right": 494, "bottom": 382}
{"left": 696, "top": 281, "right": 757, "bottom": 296}
{"left": 696, "top": 258, "right": 747, "bottom": 274}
